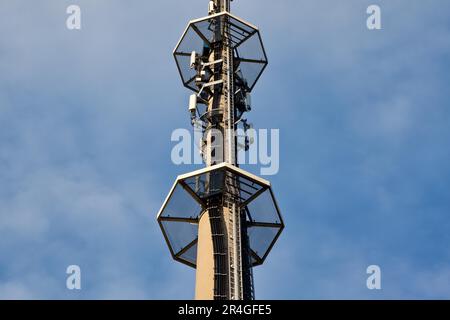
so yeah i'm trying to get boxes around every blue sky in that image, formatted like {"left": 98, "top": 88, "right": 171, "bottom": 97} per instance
{"left": 1, "top": 0, "right": 450, "bottom": 299}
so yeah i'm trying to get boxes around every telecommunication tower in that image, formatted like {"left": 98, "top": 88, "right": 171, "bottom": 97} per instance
{"left": 157, "top": 0, "right": 284, "bottom": 300}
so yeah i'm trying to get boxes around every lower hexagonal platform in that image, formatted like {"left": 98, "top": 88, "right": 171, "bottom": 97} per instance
{"left": 157, "top": 163, "right": 284, "bottom": 268}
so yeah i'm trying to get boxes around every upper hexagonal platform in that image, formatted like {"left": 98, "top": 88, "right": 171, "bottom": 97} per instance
{"left": 173, "top": 12, "right": 268, "bottom": 92}
{"left": 157, "top": 163, "right": 284, "bottom": 268}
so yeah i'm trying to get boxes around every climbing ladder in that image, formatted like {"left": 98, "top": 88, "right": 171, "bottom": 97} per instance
{"left": 208, "top": 197, "right": 228, "bottom": 300}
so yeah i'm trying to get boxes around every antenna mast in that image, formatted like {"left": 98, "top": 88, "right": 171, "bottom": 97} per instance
{"left": 157, "top": 0, "right": 284, "bottom": 300}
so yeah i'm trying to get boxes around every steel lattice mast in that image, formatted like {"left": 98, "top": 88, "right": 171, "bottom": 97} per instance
{"left": 157, "top": 0, "right": 284, "bottom": 300}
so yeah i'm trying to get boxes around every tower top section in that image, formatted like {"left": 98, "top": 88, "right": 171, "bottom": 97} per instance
{"left": 157, "top": 0, "right": 284, "bottom": 301}
{"left": 173, "top": 11, "right": 268, "bottom": 93}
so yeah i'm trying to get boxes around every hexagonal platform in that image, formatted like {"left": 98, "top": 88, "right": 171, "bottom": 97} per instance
{"left": 157, "top": 163, "right": 284, "bottom": 268}
{"left": 173, "top": 12, "right": 268, "bottom": 92}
